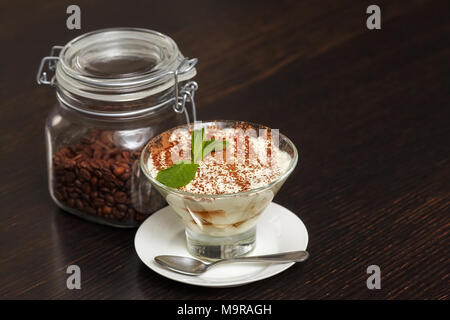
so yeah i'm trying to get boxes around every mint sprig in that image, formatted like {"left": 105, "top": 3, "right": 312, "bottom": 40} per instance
{"left": 156, "top": 129, "right": 228, "bottom": 188}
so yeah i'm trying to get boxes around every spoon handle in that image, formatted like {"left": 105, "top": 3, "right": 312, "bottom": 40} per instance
{"left": 214, "top": 250, "right": 309, "bottom": 265}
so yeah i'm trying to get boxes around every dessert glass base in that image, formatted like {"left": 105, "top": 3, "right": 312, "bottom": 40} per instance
{"left": 186, "top": 226, "right": 256, "bottom": 260}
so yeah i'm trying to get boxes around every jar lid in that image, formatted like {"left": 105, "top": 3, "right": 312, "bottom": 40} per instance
{"left": 49, "top": 28, "right": 197, "bottom": 102}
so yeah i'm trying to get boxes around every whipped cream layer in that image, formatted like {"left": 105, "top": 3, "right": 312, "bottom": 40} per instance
{"left": 147, "top": 126, "right": 292, "bottom": 194}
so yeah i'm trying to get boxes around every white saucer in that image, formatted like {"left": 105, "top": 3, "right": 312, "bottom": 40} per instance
{"left": 134, "top": 202, "right": 308, "bottom": 287}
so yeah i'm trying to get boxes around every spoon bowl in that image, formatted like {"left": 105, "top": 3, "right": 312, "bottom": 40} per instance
{"left": 155, "top": 255, "right": 209, "bottom": 275}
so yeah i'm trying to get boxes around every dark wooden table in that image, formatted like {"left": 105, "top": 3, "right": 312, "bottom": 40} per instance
{"left": 1, "top": 0, "right": 448, "bottom": 300}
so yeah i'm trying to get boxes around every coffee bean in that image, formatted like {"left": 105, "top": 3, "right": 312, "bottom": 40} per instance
{"left": 75, "top": 199, "right": 84, "bottom": 210}
{"left": 90, "top": 160, "right": 100, "bottom": 170}
{"left": 81, "top": 182, "right": 91, "bottom": 193}
{"left": 93, "top": 198, "right": 105, "bottom": 208}
{"left": 67, "top": 198, "right": 75, "bottom": 207}
{"left": 93, "top": 150, "right": 102, "bottom": 159}
{"left": 121, "top": 151, "right": 130, "bottom": 161}
{"left": 54, "top": 190, "right": 63, "bottom": 201}
{"left": 104, "top": 172, "right": 115, "bottom": 182}
{"left": 114, "top": 191, "right": 127, "bottom": 203}
{"left": 78, "top": 160, "right": 90, "bottom": 169}
{"left": 86, "top": 205, "right": 96, "bottom": 215}
{"left": 64, "top": 159, "right": 77, "bottom": 169}
{"left": 116, "top": 204, "right": 127, "bottom": 212}
{"left": 100, "top": 131, "right": 113, "bottom": 146}
{"left": 105, "top": 194, "right": 115, "bottom": 204}
{"left": 113, "top": 166, "right": 125, "bottom": 176}
{"left": 116, "top": 181, "right": 124, "bottom": 188}
{"left": 119, "top": 173, "right": 130, "bottom": 181}
{"left": 134, "top": 212, "right": 146, "bottom": 222}
{"left": 69, "top": 192, "right": 79, "bottom": 199}
{"left": 100, "top": 187, "right": 110, "bottom": 193}
{"left": 81, "top": 136, "right": 95, "bottom": 145}
{"left": 65, "top": 172, "right": 76, "bottom": 183}
{"left": 114, "top": 210, "right": 126, "bottom": 219}
{"left": 105, "top": 181, "right": 116, "bottom": 188}
{"left": 103, "top": 205, "right": 112, "bottom": 215}
{"left": 80, "top": 168, "right": 91, "bottom": 181}
{"left": 94, "top": 169, "right": 103, "bottom": 178}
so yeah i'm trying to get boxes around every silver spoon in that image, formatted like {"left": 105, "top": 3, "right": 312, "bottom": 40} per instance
{"left": 154, "top": 250, "right": 309, "bottom": 276}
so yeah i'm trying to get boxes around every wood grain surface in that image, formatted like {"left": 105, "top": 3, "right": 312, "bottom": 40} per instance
{"left": 0, "top": 0, "right": 448, "bottom": 299}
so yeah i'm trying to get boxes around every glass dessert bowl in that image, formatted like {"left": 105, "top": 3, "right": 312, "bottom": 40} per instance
{"left": 140, "top": 120, "right": 298, "bottom": 260}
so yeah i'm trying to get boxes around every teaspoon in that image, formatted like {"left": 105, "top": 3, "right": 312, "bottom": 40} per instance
{"left": 154, "top": 250, "right": 309, "bottom": 276}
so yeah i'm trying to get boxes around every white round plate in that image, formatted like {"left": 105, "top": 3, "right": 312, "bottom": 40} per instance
{"left": 134, "top": 202, "right": 308, "bottom": 288}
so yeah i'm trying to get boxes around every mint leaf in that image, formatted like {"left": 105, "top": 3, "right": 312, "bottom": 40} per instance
{"left": 156, "top": 162, "right": 199, "bottom": 188}
{"left": 191, "top": 128, "right": 204, "bottom": 164}
{"left": 202, "top": 139, "right": 215, "bottom": 151}
{"left": 203, "top": 140, "right": 228, "bottom": 157}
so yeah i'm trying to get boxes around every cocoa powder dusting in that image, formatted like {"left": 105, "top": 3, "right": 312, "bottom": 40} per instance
{"left": 146, "top": 123, "right": 290, "bottom": 194}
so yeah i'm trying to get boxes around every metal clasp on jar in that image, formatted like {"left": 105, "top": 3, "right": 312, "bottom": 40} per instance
{"left": 170, "top": 57, "right": 198, "bottom": 123}
{"left": 174, "top": 80, "right": 198, "bottom": 124}
{"left": 36, "top": 46, "right": 63, "bottom": 86}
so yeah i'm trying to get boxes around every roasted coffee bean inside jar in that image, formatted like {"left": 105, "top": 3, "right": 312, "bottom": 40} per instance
{"left": 51, "top": 129, "right": 165, "bottom": 225}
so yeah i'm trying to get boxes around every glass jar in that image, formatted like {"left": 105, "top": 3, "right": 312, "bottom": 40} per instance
{"left": 37, "top": 28, "right": 198, "bottom": 227}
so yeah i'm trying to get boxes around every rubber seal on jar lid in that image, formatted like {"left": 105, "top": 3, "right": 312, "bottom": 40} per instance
{"left": 54, "top": 28, "right": 197, "bottom": 102}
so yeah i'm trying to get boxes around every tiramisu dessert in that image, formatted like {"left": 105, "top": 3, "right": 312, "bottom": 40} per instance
{"left": 147, "top": 126, "right": 291, "bottom": 193}
{"left": 143, "top": 122, "right": 295, "bottom": 238}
